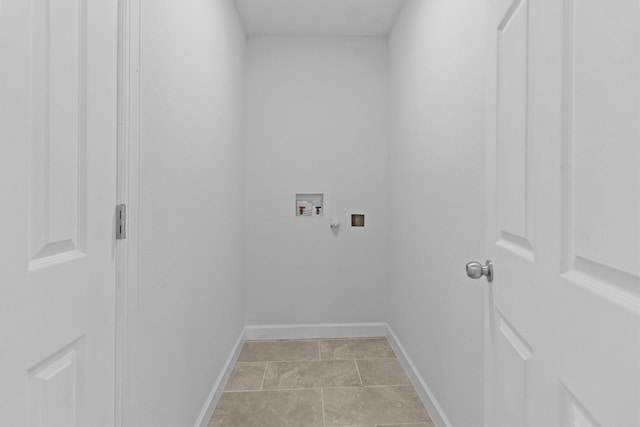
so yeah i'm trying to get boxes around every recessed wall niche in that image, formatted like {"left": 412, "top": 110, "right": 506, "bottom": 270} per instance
{"left": 295, "top": 193, "right": 323, "bottom": 217}
{"left": 351, "top": 214, "right": 365, "bottom": 227}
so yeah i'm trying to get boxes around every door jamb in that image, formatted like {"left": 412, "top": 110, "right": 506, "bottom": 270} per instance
{"left": 115, "top": 0, "right": 141, "bottom": 425}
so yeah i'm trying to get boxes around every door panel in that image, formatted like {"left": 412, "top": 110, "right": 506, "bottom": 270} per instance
{"left": 27, "top": 338, "right": 83, "bottom": 427}
{"left": 486, "top": 0, "right": 640, "bottom": 426}
{"left": 29, "top": 0, "right": 87, "bottom": 269}
{"left": 564, "top": 0, "right": 640, "bottom": 300}
{"left": 496, "top": 0, "right": 534, "bottom": 261}
{"left": 557, "top": 1, "right": 640, "bottom": 424}
{"left": 0, "top": 1, "right": 119, "bottom": 425}
{"left": 494, "top": 311, "right": 533, "bottom": 427}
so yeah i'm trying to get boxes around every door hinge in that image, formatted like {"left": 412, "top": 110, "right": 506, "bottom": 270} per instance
{"left": 116, "top": 204, "right": 126, "bottom": 240}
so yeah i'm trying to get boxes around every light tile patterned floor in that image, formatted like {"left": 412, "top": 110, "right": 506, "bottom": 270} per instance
{"left": 208, "top": 337, "right": 434, "bottom": 427}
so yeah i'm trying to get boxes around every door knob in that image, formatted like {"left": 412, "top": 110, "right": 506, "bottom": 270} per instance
{"left": 466, "top": 260, "right": 493, "bottom": 283}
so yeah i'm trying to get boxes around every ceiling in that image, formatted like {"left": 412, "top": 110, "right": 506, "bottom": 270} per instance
{"left": 234, "top": 0, "right": 406, "bottom": 37}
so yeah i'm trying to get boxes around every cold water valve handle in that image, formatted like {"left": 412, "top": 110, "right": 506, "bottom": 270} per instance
{"left": 466, "top": 260, "right": 493, "bottom": 283}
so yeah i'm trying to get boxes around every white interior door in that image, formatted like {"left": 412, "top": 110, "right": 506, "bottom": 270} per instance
{"left": 0, "top": 1, "right": 119, "bottom": 425}
{"left": 484, "top": 0, "right": 640, "bottom": 426}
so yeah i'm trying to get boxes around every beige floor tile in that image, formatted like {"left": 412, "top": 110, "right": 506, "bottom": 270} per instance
{"left": 224, "top": 362, "right": 266, "bottom": 391}
{"left": 331, "top": 425, "right": 434, "bottom": 427}
{"left": 323, "top": 425, "right": 435, "bottom": 427}
{"left": 323, "top": 386, "right": 430, "bottom": 426}
{"left": 237, "top": 340, "right": 320, "bottom": 362}
{"left": 376, "top": 423, "right": 435, "bottom": 427}
{"left": 209, "top": 389, "right": 323, "bottom": 427}
{"left": 263, "top": 360, "right": 361, "bottom": 389}
{"left": 356, "top": 359, "right": 411, "bottom": 386}
{"left": 320, "top": 338, "right": 396, "bottom": 360}
{"left": 340, "top": 422, "right": 435, "bottom": 427}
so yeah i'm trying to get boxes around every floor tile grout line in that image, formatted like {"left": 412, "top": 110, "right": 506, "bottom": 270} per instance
{"left": 332, "top": 357, "right": 398, "bottom": 361}
{"left": 222, "top": 387, "right": 325, "bottom": 393}
{"left": 233, "top": 361, "right": 274, "bottom": 364}
{"left": 374, "top": 424, "right": 434, "bottom": 426}
{"left": 238, "top": 358, "right": 397, "bottom": 364}
{"left": 245, "top": 338, "right": 319, "bottom": 343}
{"left": 366, "top": 385, "right": 423, "bottom": 390}
{"left": 353, "top": 359, "right": 363, "bottom": 386}
{"left": 320, "top": 387, "right": 326, "bottom": 427}
{"left": 325, "top": 424, "right": 432, "bottom": 427}
{"left": 238, "top": 358, "right": 328, "bottom": 363}
{"left": 326, "top": 425, "right": 431, "bottom": 427}
{"left": 239, "top": 356, "right": 398, "bottom": 363}
{"left": 318, "top": 340, "right": 322, "bottom": 361}
{"left": 259, "top": 362, "right": 268, "bottom": 390}
{"left": 361, "top": 384, "right": 414, "bottom": 388}
{"left": 222, "top": 384, "right": 416, "bottom": 393}
{"left": 245, "top": 337, "right": 385, "bottom": 342}
{"left": 352, "top": 357, "right": 398, "bottom": 360}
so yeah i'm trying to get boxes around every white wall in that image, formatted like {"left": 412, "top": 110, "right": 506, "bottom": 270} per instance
{"left": 136, "top": 1, "right": 246, "bottom": 425}
{"left": 388, "top": 1, "right": 486, "bottom": 426}
{"left": 244, "top": 36, "right": 389, "bottom": 325}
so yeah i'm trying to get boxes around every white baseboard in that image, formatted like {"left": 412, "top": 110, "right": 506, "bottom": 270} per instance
{"left": 194, "top": 329, "right": 246, "bottom": 427}
{"left": 244, "top": 322, "right": 388, "bottom": 340}
{"left": 195, "top": 322, "right": 452, "bottom": 427}
{"left": 385, "top": 325, "right": 453, "bottom": 427}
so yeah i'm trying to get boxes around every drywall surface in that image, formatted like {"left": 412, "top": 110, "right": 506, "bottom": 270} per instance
{"left": 244, "top": 36, "right": 389, "bottom": 325}
{"left": 388, "top": 1, "right": 486, "bottom": 425}
{"left": 136, "top": 1, "right": 246, "bottom": 425}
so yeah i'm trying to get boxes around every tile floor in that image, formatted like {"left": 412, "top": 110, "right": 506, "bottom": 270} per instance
{"left": 208, "top": 337, "right": 434, "bottom": 427}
